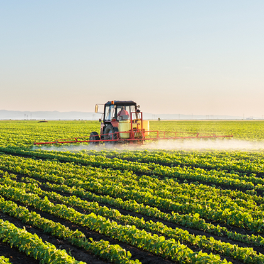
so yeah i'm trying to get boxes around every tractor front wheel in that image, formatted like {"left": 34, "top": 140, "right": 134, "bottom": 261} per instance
{"left": 104, "top": 125, "right": 118, "bottom": 143}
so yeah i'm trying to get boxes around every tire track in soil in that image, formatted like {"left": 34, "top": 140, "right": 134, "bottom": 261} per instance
{"left": 0, "top": 211, "right": 108, "bottom": 264}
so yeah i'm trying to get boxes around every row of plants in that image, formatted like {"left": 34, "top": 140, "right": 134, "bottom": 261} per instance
{"left": 0, "top": 152, "right": 259, "bottom": 211}
{"left": 41, "top": 179, "right": 264, "bottom": 247}
{"left": 0, "top": 194, "right": 140, "bottom": 264}
{"left": 1, "top": 154, "right": 264, "bottom": 232}
{"left": 2, "top": 175, "right": 263, "bottom": 264}
{"left": 0, "top": 219, "right": 84, "bottom": 264}
{"left": 0, "top": 256, "right": 12, "bottom": 264}
{"left": 2, "top": 153, "right": 264, "bottom": 222}
{"left": 2, "top": 170, "right": 264, "bottom": 250}
{"left": 0, "top": 182, "right": 230, "bottom": 264}
{"left": 2, "top": 147, "right": 264, "bottom": 192}
{"left": 49, "top": 149, "right": 264, "bottom": 187}
{"left": 1, "top": 149, "right": 264, "bottom": 211}
{"left": 86, "top": 149, "right": 264, "bottom": 176}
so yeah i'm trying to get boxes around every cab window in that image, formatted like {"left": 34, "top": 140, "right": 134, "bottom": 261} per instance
{"left": 105, "top": 105, "right": 116, "bottom": 121}
{"left": 117, "top": 105, "right": 130, "bottom": 120}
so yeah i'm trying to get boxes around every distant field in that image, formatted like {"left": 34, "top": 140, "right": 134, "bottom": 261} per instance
{"left": 1, "top": 120, "right": 264, "bottom": 148}
{"left": 150, "top": 120, "right": 264, "bottom": 141}
{"left": 1, "top": 120, "right": 264, "bottom": 263}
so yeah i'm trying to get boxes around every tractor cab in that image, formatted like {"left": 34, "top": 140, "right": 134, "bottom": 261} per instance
{"left": 103, "top": 101, "right": 137, "bottom": 122}
{"left": 95, "top": 100, "right": 148, "bottom": 141}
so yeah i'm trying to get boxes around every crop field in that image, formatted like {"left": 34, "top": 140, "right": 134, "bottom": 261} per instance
{"left": 1, "top": 120, "right": 264, "bottom": 263}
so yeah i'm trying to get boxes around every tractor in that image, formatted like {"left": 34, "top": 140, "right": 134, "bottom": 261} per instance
{"left": 91, "top": 100, "right": 148, "bottom": 144}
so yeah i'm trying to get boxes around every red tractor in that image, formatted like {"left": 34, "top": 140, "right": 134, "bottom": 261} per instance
{"left": 91, "top": 100, "right": 148, "bottom": 144}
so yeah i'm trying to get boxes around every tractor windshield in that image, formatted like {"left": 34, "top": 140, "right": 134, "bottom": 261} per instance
{"left": 117, "top": 105, "right": 136, "bottom": 121}
{"left": 105, "top": 104, "right": 136, "bottom": 121}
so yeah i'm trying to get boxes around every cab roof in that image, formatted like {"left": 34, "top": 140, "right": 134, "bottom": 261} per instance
{"left": 105, "top": 100, "right": 137, "bottom": 106}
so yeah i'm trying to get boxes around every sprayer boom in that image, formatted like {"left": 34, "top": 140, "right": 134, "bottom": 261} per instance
{"left": 34, "top": 131, "right": 233, "bottom": 145}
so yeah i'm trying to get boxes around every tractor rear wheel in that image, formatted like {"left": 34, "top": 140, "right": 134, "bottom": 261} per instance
{"left": 104, "top": 125, "right": 118, "bottom": 143}
{"left": 89, "top": 132, "right": 100, "bottom": 144}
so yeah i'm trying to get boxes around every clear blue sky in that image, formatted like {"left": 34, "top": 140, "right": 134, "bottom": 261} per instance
{"left": 1, "top": 1, "right": 264, "bottom": 117}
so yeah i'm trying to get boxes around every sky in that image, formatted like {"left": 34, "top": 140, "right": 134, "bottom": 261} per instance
{"left": 1, "top": 1, "right": 264, "bottom": 117}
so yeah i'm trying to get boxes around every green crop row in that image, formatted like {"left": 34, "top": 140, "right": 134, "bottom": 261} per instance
{"left": 2, "top": 155, "right": 263, "bottom": 233}
{"left": 88, "top": 149, "right": 264, "bottom": 176}
{"left": 0, "top": 195, "right": 140, "bottom": 264}
{"left": 1, "top": 153, "right": 264, "bottom": 242}
{"left": 52, "top": 149, "right": 264, "bottom": 188}
{"left": 0, "top": 182, "right": 230, "bottom": 264}
{"left": 4, "top": 175, "right": 263, "bottom": 264}
{"left": 0, "top": 256, "right": 12, "bottom": 264}
{"left": 1, "top": 153, "right": 264, "bottom": 233}
{"left": 1, "top": 150, "right": 263, "bottom": 214}
{"left": 12, "top": 173, "right": 264, "bottom": 248}
{"left": 41, "top": 180, "right": 264, "bottom": 247}
{"left": 3, "top": 147, "right": 264, "bottom": 192}
{"left": 0, "top": 219, "right": 84, "bottom": 264}
{"left": 2, "top": 171, "right": 264, "bottom": 253}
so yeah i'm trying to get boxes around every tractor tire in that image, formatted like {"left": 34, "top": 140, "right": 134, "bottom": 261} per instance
{"left": 104, "top": 125, "right": 118, "bottom": 143}
{"left": 89, "top": 132, "right": 100, "bottom": 144}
